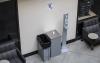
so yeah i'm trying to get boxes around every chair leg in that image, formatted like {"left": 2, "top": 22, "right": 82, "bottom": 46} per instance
{"left": 90, "top": 45, "right": 94, "bottom": 50}
{"left": 81, "top": 39, "right": 83, "bottom": 41}
{"left": 81, "top": 38, "right": 84, "bottom": 41}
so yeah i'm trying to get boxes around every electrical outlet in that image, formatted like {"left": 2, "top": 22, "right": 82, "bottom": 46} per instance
{"left": 48, "top": 3, "right": 53, "bottom": 10}
{"left": 48, "top": 0, "right": 54, "bottom": 10}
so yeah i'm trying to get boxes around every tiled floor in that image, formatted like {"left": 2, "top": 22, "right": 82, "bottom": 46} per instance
{"left": 26, "top": 40, "right": 100, "bottom": 63}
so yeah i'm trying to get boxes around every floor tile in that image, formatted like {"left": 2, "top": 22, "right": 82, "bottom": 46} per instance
{"left": 26, "top": 54, "right": 43, "bottom": 63}
{"left": 67, "top": 40, "right": 100, "bottom": 58}
{"left": 26, "top": 40, "right": 100, "bottom": 63}
{"left": 68, "top": 52, "right": 100, "bottom": 63}
{"left": 49, "top": 52, "right": 70, "bottom": 63}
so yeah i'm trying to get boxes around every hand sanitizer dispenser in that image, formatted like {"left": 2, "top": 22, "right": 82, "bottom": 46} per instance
{"left": 62, "top": 14, "right": 68, "bottom": 45}
{"left": 62, "top": 14, "right": 69, "bottom": 53}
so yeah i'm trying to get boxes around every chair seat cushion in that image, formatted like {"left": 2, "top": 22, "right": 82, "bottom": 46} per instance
{"left": 0, "top": 60, "right": 10, "bottom": 63}
{"left": 87, "top": 32, "right": 100, "bottom": 45}
{"left": 88, "top": 33, "right": 99, "bottom": 39}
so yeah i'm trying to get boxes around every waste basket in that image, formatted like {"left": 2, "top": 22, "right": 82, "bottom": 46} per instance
{"left": 46, "top": 30, "right": 62, "bottom": 57}
{"left": 37, "top": 34, "right": 51, "bottom": 61}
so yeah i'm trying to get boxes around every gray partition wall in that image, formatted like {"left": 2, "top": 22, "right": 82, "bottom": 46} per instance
{"left": 0, "top": 0, "right": 21, "bottom": 51}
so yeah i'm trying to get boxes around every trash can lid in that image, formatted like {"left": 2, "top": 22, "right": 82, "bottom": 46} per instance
{"left": 37, "top": 34, "right": 51, "bottom": 49}
{"left": 46, "top": 30, "right": 61, "bottom": 40}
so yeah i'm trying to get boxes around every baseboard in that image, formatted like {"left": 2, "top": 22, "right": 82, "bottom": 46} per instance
{"left": 23, "top": 50, "right": 38, "bottom": 58}
{"left": 23, "top": 37, "right": 80, "bottom": 58}
{"left": 67, "top": 37, "right": 81, "bottom": 44}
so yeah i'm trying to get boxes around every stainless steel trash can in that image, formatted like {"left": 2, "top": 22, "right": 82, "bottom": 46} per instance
{"left": 37, "top": 34, "right": 51, "bottom": 61}
{"left": 46, "top": 30, "right": 62, "bottom": 57}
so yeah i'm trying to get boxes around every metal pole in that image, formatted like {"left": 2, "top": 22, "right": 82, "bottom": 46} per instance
{"left": 62, "top": 14, "right": 68, "bottom": 45}
{"left": 61, "top": 14, "right": 69, "bottom": 53}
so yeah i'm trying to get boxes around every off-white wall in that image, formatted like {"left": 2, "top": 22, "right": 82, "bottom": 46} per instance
{"left": 18, "top": 0, "right": 78, "bottom": 55}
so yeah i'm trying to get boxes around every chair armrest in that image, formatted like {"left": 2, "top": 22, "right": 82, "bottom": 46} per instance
{"left": 0, "top": 40, "right": 17, "bottom": 53}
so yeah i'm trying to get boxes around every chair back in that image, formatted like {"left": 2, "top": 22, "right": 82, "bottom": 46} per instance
{"left": 83, "top": 17, "right": 99, "bottom": 27}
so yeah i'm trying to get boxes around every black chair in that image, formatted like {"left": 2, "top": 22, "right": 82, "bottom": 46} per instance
{"left": 0, "top": 49, "right": 25, "bottom": 63}
{"left": 82, "top": 17, "right": 100, "bottom": 50}
{"left": 0, "top": 39, "right": 26, "bottom": 63}
{"left": 0, "top": 40, "right": 17, "bottom": 53}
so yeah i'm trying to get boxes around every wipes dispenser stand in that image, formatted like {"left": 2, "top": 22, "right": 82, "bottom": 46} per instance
{"left": 61, "top": 14, "right": 69, "bottom": 53}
